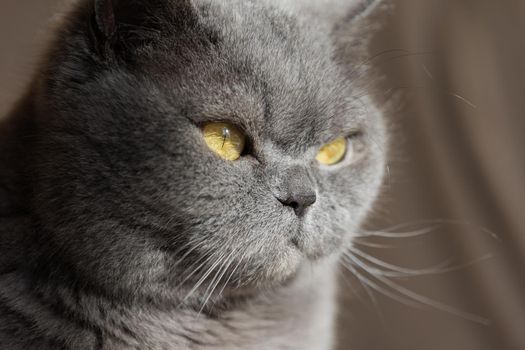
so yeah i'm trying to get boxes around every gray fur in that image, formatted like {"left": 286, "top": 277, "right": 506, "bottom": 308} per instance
{"left": 0, "top": 0, "right": 386, "bottom": 349}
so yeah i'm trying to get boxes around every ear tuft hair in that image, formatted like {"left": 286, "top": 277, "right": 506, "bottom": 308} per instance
{"left": 94, "top": 0, "right": 116, "bottom": 39}
{"left": 90, "top": 0, "right": 116, "bottom": 58}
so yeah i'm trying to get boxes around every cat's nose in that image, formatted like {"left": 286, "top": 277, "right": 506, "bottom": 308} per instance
{"left": 276, "top": 192, "right": 317, "bottom": 217}
{"left": 271, "top": 165, "right": 317, "bottom": 217}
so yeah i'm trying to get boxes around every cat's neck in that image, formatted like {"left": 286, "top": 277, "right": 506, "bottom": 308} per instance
{"left": 105, "top": 262, "right": 337, "bottom": 349}
{"left": 1, "top": 256, "right": 338, "bottom": 349}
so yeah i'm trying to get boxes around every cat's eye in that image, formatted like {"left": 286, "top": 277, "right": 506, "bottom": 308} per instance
{"left": 316, "top": 137, "right": 347, "bottom": 166}
{"left": 202, "top": 122, "right": 246, "bottom": 161}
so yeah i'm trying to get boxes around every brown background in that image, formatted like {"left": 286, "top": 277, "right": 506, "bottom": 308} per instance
{"left": 1, "top": 1, "right": 524, "bottom": 349}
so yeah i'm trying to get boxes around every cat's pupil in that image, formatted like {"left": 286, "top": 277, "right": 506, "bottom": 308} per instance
{"left": 221, "top": 127, "right": 230, "bottom": 149}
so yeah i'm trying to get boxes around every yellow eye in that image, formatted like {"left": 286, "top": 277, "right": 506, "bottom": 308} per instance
{"left": 202, "top": 122, "right": 246, "bottom": 161}
{"left": 316, "top": 137, "right": 347, "bottom": 165}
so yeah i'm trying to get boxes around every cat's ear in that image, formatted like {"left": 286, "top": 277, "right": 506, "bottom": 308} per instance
{"left": 88, "top": 0, "right": 195, "bottom": 59}
{"left": 89, "top": 0, "right": 116, "bottom": 57}
{"left": 93, "top": 0, "right": 116, "bottom": 40}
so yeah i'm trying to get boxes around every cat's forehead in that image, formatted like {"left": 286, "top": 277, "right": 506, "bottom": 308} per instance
{"left": 125, "top": 0, "right": 367, "bottom": 151}
{"left": 180, "top": 0, "right": 364, "bottom": 147}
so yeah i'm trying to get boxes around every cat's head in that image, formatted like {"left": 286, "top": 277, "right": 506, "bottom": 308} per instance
{"left": 28, "top": 0, "right": 385, "bottom": 299}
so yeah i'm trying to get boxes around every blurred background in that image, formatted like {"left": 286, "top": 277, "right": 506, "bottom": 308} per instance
{"left": 1, "top": 1, "right": 524, "bottom": 349}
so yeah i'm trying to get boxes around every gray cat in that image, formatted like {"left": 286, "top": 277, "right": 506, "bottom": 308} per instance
{"left": 0, "top": 0, "right": 386, "bottom": 349}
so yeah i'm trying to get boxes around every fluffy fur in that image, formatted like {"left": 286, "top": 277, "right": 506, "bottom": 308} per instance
{"left": 0, "top": 0, "right": 385, "bottom": 349}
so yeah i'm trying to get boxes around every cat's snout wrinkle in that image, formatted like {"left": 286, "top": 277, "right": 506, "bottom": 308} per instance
{"left": 273, "top": 166, "right": 317, "bottom": 217}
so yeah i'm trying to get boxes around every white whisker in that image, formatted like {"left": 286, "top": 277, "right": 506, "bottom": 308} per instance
{"left": 447, "top": 91, "right": 478, "bottom": 109}
{"left": 358, "top": 226, "right": 438, "bottom": 238}
{"left": 198, "top": 250, "right": 237, "bottom": 314}
{"left": 183, "top": 250, "right": 226, "bottom": 302}
{"left": 343, "top": 254, "right": 491, "bottom": 325}
{"left": 348, "top": 248, "right": 452, "bottom": 277}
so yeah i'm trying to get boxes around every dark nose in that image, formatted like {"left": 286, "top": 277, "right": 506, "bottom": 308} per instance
{"left": 276, "top": 192, "right": 317, "bottom": 217}
{"left": 271, "top": 165, "right": 317, "bottom": 217}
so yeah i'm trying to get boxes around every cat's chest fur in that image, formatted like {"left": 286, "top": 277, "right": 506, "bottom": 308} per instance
{"left": 0, "top": 260, "right": 337, "bottom": 350}
{"left": 103, "top": 267, "right": 336, "bottom": 350}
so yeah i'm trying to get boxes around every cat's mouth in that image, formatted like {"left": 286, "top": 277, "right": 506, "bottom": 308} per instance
{"left": 288, "top": 224, "right": 342, "bottom": 262}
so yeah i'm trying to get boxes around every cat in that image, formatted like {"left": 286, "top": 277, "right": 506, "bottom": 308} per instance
{"left": 0, "top": 0, "right": 386, "bottom": 349}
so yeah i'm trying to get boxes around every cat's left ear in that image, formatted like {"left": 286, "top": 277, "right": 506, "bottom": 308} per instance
{"left": 90, "top": 0, "right": 116, "bottom": 57}
{"left": 93, "top": 0, "right": 116, "bottom": 38}
{"left": 89, "top": 0, "right": 195, "bottom": 59}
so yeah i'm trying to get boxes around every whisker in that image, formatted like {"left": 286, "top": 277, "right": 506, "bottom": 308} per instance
{"left": 352, "top": 251, "right": 495, "bottom": 278}
{"left": 172, "top": 239, "right": 208, "bottom": 267}
{"left": 182, "top": 250, "right": 225, "bottom": 302}
{"left": 357, "top": 226, "right": 438, "bottom": 239}
{"left": 348, "top": 49, "right": 436, "bottom": 80}
{"left": 217, "top": 249, "right": 248, "bottom": 296}
{"left": 177, "top": 249, "right": 215, "bottom": 287}
{"left": 198, "top": 250, "right": 236, "bottom": 314}
{"left": 339, "top": 264, "right": 390, "bottom": 328}
{"left": 342, "top": 259, "right": 426, "bottom": 309}
{"left": 352, "top": 239, "right": 399, "bottom": 249}
{"left": 421, "top": 63, "right": 434, "bottom": 80}
{"left": 385, "top": 51, "right": 437, "bottom": 62}
{"left": 368, "top": 219, "right": 501, "bottom": 241}
{"left": 343, "top": 254, "right": 491, "bottom": 325}
{"left": 446, "top": 91, "right": 478, "bottom": 109}
{"left": 382, "top": 84, "right": 479, "bottom": 111}
{"left": 360, "top": 278, "right": 391, "bottom": 332}
{"left": 347, "top": 248, "right": 452, "bottom": 277}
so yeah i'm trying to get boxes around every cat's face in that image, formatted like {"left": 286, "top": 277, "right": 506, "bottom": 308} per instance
{"left": 33, "top": 0, "right": 385, "bottom": 294}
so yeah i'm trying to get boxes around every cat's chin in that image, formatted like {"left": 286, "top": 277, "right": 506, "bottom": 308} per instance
{"left": 255, "top": 243, "right": 305, "bottom": 286}
{"left": 233, "top": 244, "right": 305, "bottom": 290}
{"left": 289, "top": 227, "right": 345, "bottom": 263}
{"left": 235, "top": 247, "right": 340, "bottom": 295}
{"left": 248, "top": 239, "right": 339, "bottom": 288}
